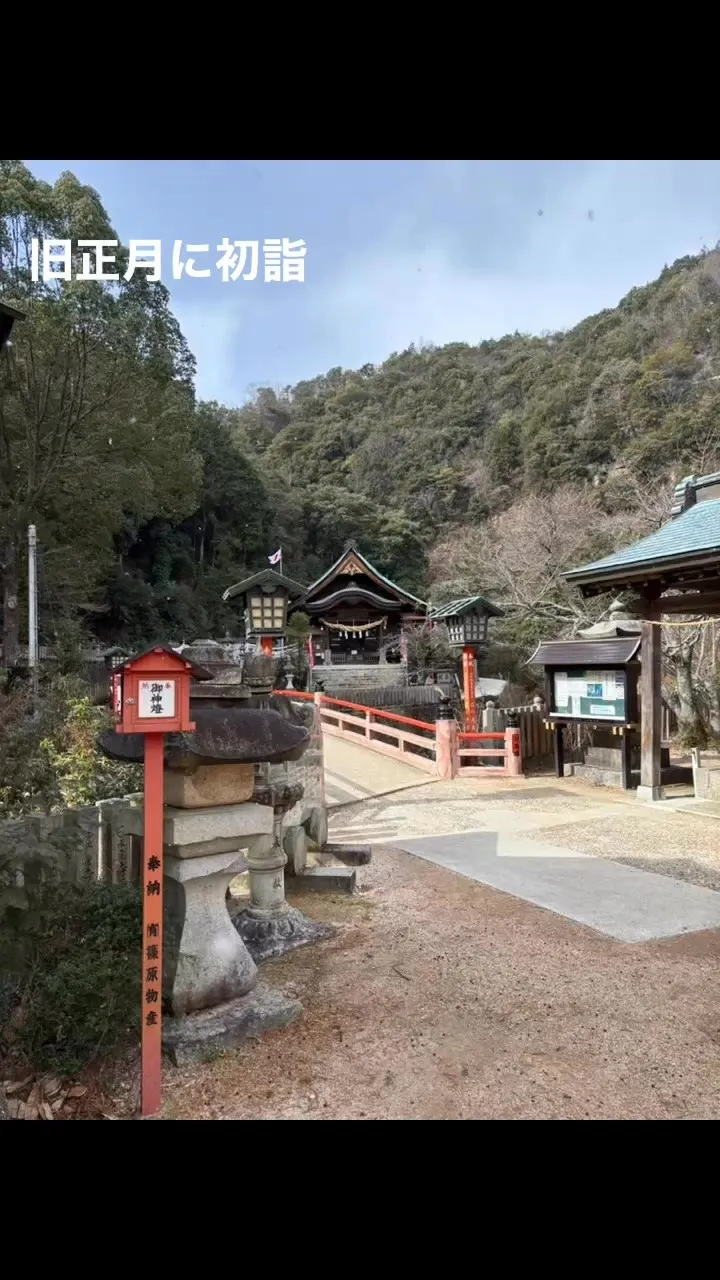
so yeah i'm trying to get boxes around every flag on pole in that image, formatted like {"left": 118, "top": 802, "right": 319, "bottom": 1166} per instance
{"left": 268, "top": 548, "right": 282, "bottom": 565}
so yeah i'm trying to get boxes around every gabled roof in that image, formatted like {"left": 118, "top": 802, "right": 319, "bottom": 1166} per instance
{"left": 565, "top": 499, "right": 720, "bottom": 587}
{"left": 428, "top": 594, "right": 503, "bottom": 620}
{"left": 302, "top": 586, "right": 405, "bottom": 613}
{"left": 222, "top": 568, "right": 307, "bottom": 602}
{"left": 302, "top": 542, "right": 426, "bottom": 608}
{"left": 528, "top": 637, "right": 642, "bottom": 666}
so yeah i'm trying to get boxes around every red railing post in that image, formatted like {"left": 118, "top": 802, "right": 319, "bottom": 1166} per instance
{"left": 505, "top": 721, "right": 523, "bottom": 776}
{"left": 435, "top": 701, "right": 458, "bottom": 778}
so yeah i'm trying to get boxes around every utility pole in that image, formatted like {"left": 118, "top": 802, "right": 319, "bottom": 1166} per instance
{"left": 28, "top": 524, "right": 38, "bottom": 701}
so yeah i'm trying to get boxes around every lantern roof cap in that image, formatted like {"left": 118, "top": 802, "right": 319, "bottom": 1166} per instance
{"left": 114, "top": 644, "right": 214, "bottom": 681}
{"left": 222, "top": 568, "right": 307, "bottom": 601}
{"left": 427, "top": 594, "right": 503, "bottom": 620}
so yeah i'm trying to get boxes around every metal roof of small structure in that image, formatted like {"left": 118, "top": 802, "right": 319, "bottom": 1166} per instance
{"left": 115, "top": 644, "right": 214, "bottom": 681}
{"left": 222, "top": 568, "right": 307, "bottom": 602}
{"left": 528, "top": 637, "right": 642, "bottom": 666}
{"left": 565, "top": 499, "right": 720, "bottom": 586}
{"left": 302, "top": 542, "right": 426, "bottom": 608}
{"left": 428, "top": 594, "right": 504, "bottom": 620}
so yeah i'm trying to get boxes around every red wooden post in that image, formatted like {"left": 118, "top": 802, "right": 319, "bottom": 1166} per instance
{"left": 142, "top": 732, "right": 164, "bottom": 1117}
{"left": 113, "top": 646, "right": 196, "bottom": 1119}
{"left": 462, "top": 646, "right": 477, "bottom": 733}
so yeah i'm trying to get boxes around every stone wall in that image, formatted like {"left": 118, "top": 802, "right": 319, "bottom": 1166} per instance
{"left": 313, "top": 664, "right": 406, "bottom": 694}
{"left": 0, "top": 794, "right": 143, "bottom": 886}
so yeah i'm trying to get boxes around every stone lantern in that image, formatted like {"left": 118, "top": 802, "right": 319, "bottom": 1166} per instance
{"left": 98, "top": 640, "right": 329, "bottom": 1062}
{"left": 222, "top": 568, "right": 306, "bottom": 657}
{"left": 427, "top": 595, "right": 504, "bottom": 733}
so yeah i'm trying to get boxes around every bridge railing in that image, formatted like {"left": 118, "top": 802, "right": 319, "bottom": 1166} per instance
{"left": 274, "top": 689, "right": 436, "bottom": 771}
{"left": 273, "top": 691, "right": 523, "bottom": 779}
{"left": 318, "top": 695, "right": 437, "bottom": 772}
{"left": 457, "top": 731, "right": 513, "bottom": 777}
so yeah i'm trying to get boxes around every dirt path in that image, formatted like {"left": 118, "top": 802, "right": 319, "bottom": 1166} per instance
{"left": 161, "top": 845, "right": 720, "bottom": 1121}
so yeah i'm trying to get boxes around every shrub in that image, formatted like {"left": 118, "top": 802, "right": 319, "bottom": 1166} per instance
{"left": 1, "top": 879, "right": 142, "bottom": 1077}
{"left": 39, "top": 688, "right": 141, "bottom": 809}
{"left": 0, "top": 675, "right": 141, "bottom": 817}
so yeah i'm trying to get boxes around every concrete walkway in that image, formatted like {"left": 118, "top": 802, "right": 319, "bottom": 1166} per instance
{"left": 390, "top": 830, "right": 720, "bottom": 943}
{"left": 323, "top": 733, "right": 429, "bottom": 807}
{"left": 324, "top": 775, "right": 720, "bottom": 944}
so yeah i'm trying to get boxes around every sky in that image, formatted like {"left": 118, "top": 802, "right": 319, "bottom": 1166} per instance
{"left": 24, "top": 159, "right": 720, "bottom": 407}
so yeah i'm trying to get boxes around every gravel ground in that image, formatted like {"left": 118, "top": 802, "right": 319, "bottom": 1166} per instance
{"left": 160, "top": 846, "right": 720, "bottom": 1121}
{"left": 523, "top": 811, "right": 720, "bottom": 892}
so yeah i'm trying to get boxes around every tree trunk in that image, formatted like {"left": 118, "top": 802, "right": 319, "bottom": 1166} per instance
{"left": 2, "top": 540, "right": 20, "bottom": 667}
{"left": 708, "top": 684, "right": 720, "bottom": 737}
{"left": 710, "top": 637, "right": 720, "bottom": 737}
{"left": 673, "top": 651, "right": 705, "bottom": 743}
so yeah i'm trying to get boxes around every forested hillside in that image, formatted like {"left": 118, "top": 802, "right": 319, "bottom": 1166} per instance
{"left": 3, "top": 158, "right": 720, "bottom": 658}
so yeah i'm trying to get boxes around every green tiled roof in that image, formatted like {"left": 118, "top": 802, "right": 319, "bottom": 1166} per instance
{"left": 222, "top": 569, "right": 307, "bottom": 601}
{"left": 428, "top": 595, "right": 503, "bottom": 619}
{"left": 565, "top": 499, "right": 720, "bottom": 582}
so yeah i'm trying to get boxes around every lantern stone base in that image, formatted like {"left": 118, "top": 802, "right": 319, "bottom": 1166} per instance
{"left": 164, "top": 850, "right": 258, "bottom": 1016}
{"left": 234, "top": 826, "right": 334, "bottom": 961}
{"left": 234, "top": 903, "right": 334, "bottom": 963}
{"left": 162, "top": 982, "right": 303, "bottom": 1066}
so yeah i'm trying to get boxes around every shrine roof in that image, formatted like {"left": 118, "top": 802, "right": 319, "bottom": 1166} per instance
{"left": 428, "top": 594, "right": 503, "bottom": 620}
{"left": 565, "top": 499, "right": 720, "bottom": 590}
{"left": 302, "top": 543, "right": 426, "bottom": 608}
{"left": 300, "top": 585, "right": 406, "bottom": 613}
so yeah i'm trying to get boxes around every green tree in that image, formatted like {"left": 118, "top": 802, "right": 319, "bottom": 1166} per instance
{"left": 0, "top": 160, "right": 200, "bottom": 658}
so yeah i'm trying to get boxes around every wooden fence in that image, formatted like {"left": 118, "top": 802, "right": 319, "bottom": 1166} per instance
{"left": 502, "top": 707, "right": 555, "bottom": 764}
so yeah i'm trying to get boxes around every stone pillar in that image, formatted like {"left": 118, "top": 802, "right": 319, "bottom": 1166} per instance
{"left": 244, "top": 807, "right": 287, "bottom": 916}
{"left": 269, "top": 694, "right": 327, "bottom": 850}
{"left": 482, "top": 702, "right": 505, "bottom": 733}
{"left": 638, "top": 617, "right": 664, "bottom": 802}
{"left": 236, "top": 784, "right": 333, "bottom": 962}
{"left": 314, "top": 692, "right": 327, "bottom": 810}
{"left": 164, "top": 849, "right": 257, "bottom": 1015}
{"left": 435, "top": 701, "right": 458, "bottom": 779}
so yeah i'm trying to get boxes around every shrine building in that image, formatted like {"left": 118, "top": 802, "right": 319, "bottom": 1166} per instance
{"left": 223, "top": 542, "right": 503, "bottom": 673}
{"left": 295, "top": 543, "right": 427, "bottom": 666}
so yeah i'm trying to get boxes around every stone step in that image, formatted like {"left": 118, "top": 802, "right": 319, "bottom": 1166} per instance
{"left": 314, "top": 664, "right": 407, "bottom": 692}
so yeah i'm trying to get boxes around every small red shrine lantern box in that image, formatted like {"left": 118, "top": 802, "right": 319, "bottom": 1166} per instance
{"left": 115, "top": 646, "right": 206, "bottom": 736}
